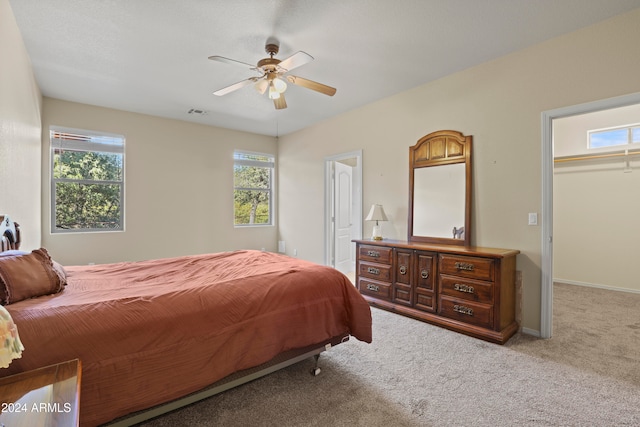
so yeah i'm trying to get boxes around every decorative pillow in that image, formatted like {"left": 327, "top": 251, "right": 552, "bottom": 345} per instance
{"left": 0, "top": 251, "right": 28, "bottom": 303}
{"left": 0, "top": 248, "right": 65, "bottom": 305}
{"left": 51, "top": 260, "right": 68, "bottom": 286}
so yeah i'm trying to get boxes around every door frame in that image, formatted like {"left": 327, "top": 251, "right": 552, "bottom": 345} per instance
{"left": 540, "top": 91, "right": 640, "bottom": 339}
{"left": 324, "top": 150, "right": 363, "bottom": 268}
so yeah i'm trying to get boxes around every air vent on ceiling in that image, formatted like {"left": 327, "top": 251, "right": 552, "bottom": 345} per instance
{"left": 187, "top": 108, "right": 208, "bottom": 116}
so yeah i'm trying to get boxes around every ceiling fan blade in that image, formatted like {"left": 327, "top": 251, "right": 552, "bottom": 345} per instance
{"left": 277, "top": 51, "right": 313, "bottom": 72}
{"left": 286, "top": 75, "right": 336, "bottom": 96}
{"left": 273, "top": 93, "right": 287, "bottom": 110}
{"left": 213, "top": 78, "right": 257, "bottom": 96}
{"left": 208, "top": 55, "right": 255, "bottom": 69}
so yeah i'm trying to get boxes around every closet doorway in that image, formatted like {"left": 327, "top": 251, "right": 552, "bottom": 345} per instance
{"left": 541, "top": 92, "right": 640, "bottom": 338}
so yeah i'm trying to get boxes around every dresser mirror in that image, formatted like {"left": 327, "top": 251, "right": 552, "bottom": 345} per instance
{"left": 408, "top": 130, "right": 472, "bottom": 246}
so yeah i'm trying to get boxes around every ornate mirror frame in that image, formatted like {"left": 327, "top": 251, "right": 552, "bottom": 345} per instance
{"left": 408, "top": 130, "right": 472, "bottom": 246}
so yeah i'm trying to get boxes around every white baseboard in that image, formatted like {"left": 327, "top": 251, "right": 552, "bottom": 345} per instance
{"left": 554, "top": 278, "right": 640, "bottom": 294}
{"left": 521, "top": 327, "right": 541, "bottom": 338}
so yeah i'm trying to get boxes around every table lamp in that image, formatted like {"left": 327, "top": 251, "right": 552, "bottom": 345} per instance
{"left": 365, "top": 204, "right": 388, "bottom": 240}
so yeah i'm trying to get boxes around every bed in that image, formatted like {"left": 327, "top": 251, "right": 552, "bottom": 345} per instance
{"left": 0, "top": 215, "right": 372, "bottom": 426}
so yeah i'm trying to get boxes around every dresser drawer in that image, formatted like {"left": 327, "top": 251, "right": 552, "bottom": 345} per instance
{"left": 358, "top": 278, "right": 391, "bottom": 300}
{"left": 440, "top": 275, "right": 493, "bottom": 303}
{"left": 439, "top": 295, "right": 493, "bottom": 329}
{"left": 439, "top": 254, "right": 495, "bottom": 281}
{"left": 358, "top": 261, "right": 392, "bottom": 282}
{"left": 358, "top": 245, "right": 393, "bottom": 264}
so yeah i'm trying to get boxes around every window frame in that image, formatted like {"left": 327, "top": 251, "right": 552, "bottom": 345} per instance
{"left": 587, "top": 123, "right": 640, "bottom": 150}
{"left": 233, "top": 150, "right": 275, "bottom": 227}
{"left": 50, "top": 126, "right": 125, "bottom": 233}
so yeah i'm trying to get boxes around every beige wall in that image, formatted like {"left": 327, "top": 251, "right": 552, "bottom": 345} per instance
{"left": 554, "top": 106, "right": 640, "bottom": 292}
{"left": 41, "top": 98, "right": 277, "bottom": 265}
{"left": 0, "top": 0, "right": 43, "bottom": 250}
{"left": 278, "top": 9, "right": 640, "bottom": 334}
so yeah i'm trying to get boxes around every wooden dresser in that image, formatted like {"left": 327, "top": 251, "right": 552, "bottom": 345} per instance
{"left": 354, "top": 239, "right": 520, "bottom": 344}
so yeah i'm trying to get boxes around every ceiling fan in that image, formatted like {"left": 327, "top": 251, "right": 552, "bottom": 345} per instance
{"left": 208, "top": 40, "right": 336, "bottom": 110}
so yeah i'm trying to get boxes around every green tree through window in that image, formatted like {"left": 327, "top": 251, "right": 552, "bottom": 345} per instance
{"left": 50, "top": 128, "right": 124, "bottom": 232}
{"left": 234, "top": 151, "right": 274, "bottom": 225}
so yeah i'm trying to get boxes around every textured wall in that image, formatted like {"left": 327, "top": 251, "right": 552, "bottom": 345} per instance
{"left": 0, "top": 0, "right": 43, "bottom": 250}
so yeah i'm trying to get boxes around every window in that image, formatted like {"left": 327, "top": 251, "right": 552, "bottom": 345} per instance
{"left": 233, "top": 150, "right": 274, "bottom": 226}
{"left": 50, "top": 127, "right": 124, "bottom": 233}
{"left": 588, "top": 124, "right": 640, "bottom": 149}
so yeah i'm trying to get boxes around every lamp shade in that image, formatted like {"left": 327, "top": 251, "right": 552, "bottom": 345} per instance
{"left": 365, "top": 204, "right": 388, "bottom": 240}
{"left": 0, "top": 305, "right": 24, "bottom": 368}
{"left": 365, "top": 204, "right": 388, "bottom": 222}
{"left": 272, "top": 77, "right": 287, "bottom": 93}
{"left": 268, "top": 81, "right": 281, "bottom": 99}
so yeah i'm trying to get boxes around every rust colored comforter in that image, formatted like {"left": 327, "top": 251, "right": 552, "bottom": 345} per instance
{"left": 2, "top": 250, "right": 372, "bottom": 426}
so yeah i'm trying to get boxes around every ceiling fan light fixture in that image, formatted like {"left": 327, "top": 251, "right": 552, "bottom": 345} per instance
{"left": 273, "top": 77, "right": 287, "bottom": 93}
{"left": 268, "top": 81, "right": 281, "bottom": 99}
{"left": 254, "top": 79, "right": 269, "bottom": 94}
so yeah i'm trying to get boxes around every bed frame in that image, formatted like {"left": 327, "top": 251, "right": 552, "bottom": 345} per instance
{"left": 0, "top": 215, "right": 350, "bottom": 426}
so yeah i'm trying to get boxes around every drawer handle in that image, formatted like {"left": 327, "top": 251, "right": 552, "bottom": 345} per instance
{"left": 421, "top": 270, "right": 429, "bottom": 279}
{"left": 454, "top": 262, "right": 474, "bottom": 271}
{"left": 366, "top": 284, "right": 380, "bottom": 292}
{"left": 399, "top": 265, "right": 407, "bottom": 275}
{"left": 454, "top": 283, "right": 475, "bottom": 294}
{"left": 367, "top": 267, "right": 380, "bottom": 275}
{"left": 367, "top": 250, "right": 380, "bottom": 258}
{"left": 453, "top": 304, "right": 474, "bottom": 316}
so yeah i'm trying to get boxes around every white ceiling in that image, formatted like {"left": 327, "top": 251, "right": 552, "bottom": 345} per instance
{"left": 10, "top": 0, "right": 640, "bottom": 137}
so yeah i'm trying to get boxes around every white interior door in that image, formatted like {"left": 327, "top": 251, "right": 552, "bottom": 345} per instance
{"left": 334, "top": 161, "right": 354, "bottom": 274}
{"left": 324, "top": 150, "right": 362, "bottom": 271}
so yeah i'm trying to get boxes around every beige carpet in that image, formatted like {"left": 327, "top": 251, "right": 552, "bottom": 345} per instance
{"left": 507, "top": 282, "right": 640, "bottom": 385}
{"left": 137, "top": 282, "right": 640, "bottom": 426}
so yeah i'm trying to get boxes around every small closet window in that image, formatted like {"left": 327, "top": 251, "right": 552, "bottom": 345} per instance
{"left": 588, "top": 124, "right": 640, "bottom": 149}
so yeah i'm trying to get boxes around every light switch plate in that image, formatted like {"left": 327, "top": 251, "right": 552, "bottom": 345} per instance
{"left": 528, "top": 212, "right": 538, "bottom": 226}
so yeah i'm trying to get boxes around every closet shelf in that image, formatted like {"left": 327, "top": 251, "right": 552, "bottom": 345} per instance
{"left": 554, "top": 149, "right": 640, "bottom": 163}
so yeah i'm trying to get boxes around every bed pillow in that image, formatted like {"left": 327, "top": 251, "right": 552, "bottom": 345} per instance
{"left": 0, "top": 250, "right": 68, "bottom": 299}
{"left": 0, "top": 250, "right": 29, "bottom": 303}
{"left": 0, "top": 248, "right": 65, "bottom": 305}
{"left": 51, "top": 260, "right": 68, "bottom": 286}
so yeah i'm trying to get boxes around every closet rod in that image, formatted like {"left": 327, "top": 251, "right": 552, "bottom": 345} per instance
{"left": 554, "top": 149, "right": 640, "bottom": 163}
